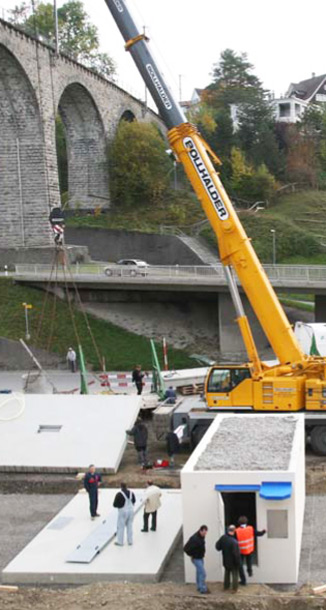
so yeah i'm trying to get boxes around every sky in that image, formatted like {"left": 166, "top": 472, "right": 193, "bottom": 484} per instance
{"left": 1, "top": 0, "right": 326, "bottom": 108}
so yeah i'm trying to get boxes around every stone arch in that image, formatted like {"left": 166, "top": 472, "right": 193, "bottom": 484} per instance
{"left": 0, "top": 44, "right": 50, "bottom": 247}
{"left": 58, "top": 83, "right": 109, "bottom": 209}
{"left": 120, "top": 109, "right": 136, "bottom": 123}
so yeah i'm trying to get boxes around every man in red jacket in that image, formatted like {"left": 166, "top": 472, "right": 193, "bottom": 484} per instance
{"left": 235, "top": 515, "right": 266, "bottom": 585}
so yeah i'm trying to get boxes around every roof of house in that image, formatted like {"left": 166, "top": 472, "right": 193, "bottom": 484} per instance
{"left": 287, "top": 74, "right": 326, "bottom": 101}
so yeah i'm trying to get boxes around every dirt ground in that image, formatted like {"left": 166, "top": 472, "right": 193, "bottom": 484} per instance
{"left": 1, "top": 582, "right": 326, "bottom": 610}
{"left": 1, "top": 421, "right": 326, "bottom": 610}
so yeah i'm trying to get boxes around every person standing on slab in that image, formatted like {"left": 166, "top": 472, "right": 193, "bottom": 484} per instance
{"left": 235, "top": 515, "right": 266, "bottom": 585}
{"left": 183, "top": 525, "right": 210, "bottom": 595}
{"left": 141, "top": 480, "right": 162, "bottom": 532}
{"left": 215, "top": 524, "right": 241, "bottom": 592}
{"left": 113, "top": 482, "right": 136, "bottom": 546}
{"left": 83, "top": 465, "right": 102, "bottom": 520}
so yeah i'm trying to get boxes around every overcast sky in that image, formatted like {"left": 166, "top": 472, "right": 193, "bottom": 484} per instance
{"left": 1, "top": 0, "right": 326, "bottom": 107}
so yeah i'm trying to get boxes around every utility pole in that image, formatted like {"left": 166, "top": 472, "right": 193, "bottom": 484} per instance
{"left": 53, "top": 0, "right": 59, "bottom": 54}
{"left": 143, "top": 26, "right": 148, "bottom": 107}
{"left": 270, "top": 229, "right": 276, "bottom": 266}
{"left": 178, "top": 74, "right": 183, "bottom": 102}
{"left": 22, "top": 303, "right": 32, "bottom": 341}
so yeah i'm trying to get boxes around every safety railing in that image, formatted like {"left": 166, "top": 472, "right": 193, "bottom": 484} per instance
{"left": 13, "top": 262, "right": 326, "bottom": 285}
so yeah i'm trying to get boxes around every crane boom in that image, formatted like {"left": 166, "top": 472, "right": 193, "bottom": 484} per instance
{"left": 104, "top": 0, "right": 305, "bottom": 367}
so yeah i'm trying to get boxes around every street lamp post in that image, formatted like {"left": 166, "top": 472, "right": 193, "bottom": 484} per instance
{"left": 270, "top": 229, "right": 276, "bottom": 266}
{"left": 22, "top": 303, "right": 32, "bottom": 341}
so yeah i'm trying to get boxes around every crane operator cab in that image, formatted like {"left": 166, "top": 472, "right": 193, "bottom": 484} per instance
{"left": 205, "top": 365, "right": 253, "bottom": 410}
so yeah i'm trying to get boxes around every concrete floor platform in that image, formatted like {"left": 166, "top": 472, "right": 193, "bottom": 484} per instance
{"left": 0, "top": 394, "right": 140, "bottom": 472}
{"left": 2, "top": 489, "right": 182, "bottom": 585}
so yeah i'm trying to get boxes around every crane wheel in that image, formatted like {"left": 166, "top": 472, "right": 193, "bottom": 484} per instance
{"left": 311, "top": 426, "right": 326, "bottom": 455}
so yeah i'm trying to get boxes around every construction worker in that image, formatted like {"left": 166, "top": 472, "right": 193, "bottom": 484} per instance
{"left": 113, "top": 482, "right": 136, "bottom": 546}
{"left": 66, "top": 347, "right": 77, "bottom": 372}
{"left": 141, "top": 480, "right": 162, "bottom": 532}
{"left": 132, "top": 364, "right": 145, "bottom": 395}
{"left": 215, "top": 524, "right": 241, "bottom": 592}
{"left": 126, "top": 418, "right": 148, "bottom": 468}
{"left": 164, "top": 386, "right": 177, "bottom": 404}
{"left": 235, "top": 515, "right": 266, "bottom": 585}
{"left": 83, "top": 464, "right": 102, "bottom": 520}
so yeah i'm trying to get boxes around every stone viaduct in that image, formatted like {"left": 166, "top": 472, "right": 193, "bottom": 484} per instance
{"left": 0, "top": 18, "right": 163, "bottom": 249}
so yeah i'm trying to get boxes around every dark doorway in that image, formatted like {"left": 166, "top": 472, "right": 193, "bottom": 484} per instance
{"left": 221, "top": 492, "right": 258, "bottom": 564}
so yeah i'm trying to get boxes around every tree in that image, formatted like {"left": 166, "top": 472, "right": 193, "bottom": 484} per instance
{"left": 109, "top": 121, "right": 172, "bottom": 207}
{"left": 230, "top": 147, "right": 276, "bottom": 201}
{"left": 285, "top": 125, "right": 317, "bottom": 187}
{"left": 202, "top": 49, "right": 283, "bottom": 179}
{"left": 204, "top": 49, "right": 262, "bottom": 108}
{"left": 236, "top": 94, "right": 284, "bottom": 177}
{"left": 9, "top": 0, "right": 116, "bottom": 78}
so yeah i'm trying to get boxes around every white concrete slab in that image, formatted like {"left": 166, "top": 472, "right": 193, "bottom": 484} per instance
{"left": 0, "top": 394, "right": 140, "bottom": 472}
{"left": 2, "top": 489, "right": 182, "bottom": 584}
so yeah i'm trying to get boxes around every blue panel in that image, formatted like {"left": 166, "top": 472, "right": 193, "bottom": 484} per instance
{"left": 259, "top": 482, "right": 292, "bottom": 500}
{"left": 215, "top": 484, "right": 260, "bottom": 492}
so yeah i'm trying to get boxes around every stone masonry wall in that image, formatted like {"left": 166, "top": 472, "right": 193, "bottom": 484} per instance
{"left": 0, "top": 19, "right": 164, "bottom": 247}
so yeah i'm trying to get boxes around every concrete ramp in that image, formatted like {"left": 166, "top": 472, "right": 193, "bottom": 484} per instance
{"left": 0, "top": 394, "right": 140, "bottom": 473}
{"left": 2, "top": 489, "right": 182, "bottom": 584}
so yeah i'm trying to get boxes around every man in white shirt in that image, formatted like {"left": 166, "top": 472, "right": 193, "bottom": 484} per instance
{"left": 141, "top": 480, "right": 162, "bottom": 532}
{"left": 66, "top": 347, "right": 77, "bottom": 372}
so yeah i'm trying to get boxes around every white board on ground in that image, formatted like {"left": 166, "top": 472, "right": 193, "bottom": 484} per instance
{"left": 0, "top": 394, "right": 140, "bottom": 472}
{"left": 2, "top": 489, "right": 182, "bottom": 585}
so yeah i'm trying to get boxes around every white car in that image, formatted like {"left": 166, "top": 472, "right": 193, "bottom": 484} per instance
{"left": 104, "top": 259, "right": 148, "bottom": 277}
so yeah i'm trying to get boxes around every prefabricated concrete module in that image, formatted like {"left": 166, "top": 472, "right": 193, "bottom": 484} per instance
{"left": 182, "top": 413, "right": 305, "bottom": 584}
{"left": 0, "top": 393, "right": 140, "bottom": 473}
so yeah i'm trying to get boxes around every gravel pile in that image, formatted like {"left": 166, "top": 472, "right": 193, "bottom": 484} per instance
{"left": 195, "top": 416, "right": 297, "bottom": 471}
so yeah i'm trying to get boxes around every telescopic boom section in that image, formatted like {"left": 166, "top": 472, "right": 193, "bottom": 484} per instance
{"left": 104, "top": 0, "right": 305, "bottom": 366}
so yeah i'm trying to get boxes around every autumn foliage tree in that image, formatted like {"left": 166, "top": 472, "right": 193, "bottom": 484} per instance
{"left": 9, "top": 0, "right": 116, "bottom": 78}
{"left": 109, "top": 121, "right": 173, "bottom": 207}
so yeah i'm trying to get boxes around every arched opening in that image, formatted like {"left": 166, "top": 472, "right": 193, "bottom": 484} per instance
{"left": 57, "top": 83, "right": 109, "bottom": 210}
{"left": 120, "top": 110, "right": 136, "bottom": 123}
{"left": 0, "top": 44, "right": 50, "bottom": 247}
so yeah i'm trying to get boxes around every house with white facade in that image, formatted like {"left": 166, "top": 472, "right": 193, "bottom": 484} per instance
{"left": 273, "top": 73, "right": 326, "bottom": 123}
{"left": 184, "top": 74, "right": 326, "bottom": 127}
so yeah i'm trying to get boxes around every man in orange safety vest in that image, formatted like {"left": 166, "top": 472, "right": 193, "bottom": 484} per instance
{"left": 235, "top": 515, "right": 266, "bottom": 585}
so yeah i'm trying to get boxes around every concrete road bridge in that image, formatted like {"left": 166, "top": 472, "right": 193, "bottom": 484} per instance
{"left": 11, "top": 262, "right": 326, "bottom": 357}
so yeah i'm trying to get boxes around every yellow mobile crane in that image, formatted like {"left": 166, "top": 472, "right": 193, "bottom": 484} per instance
{"left": 104, "top": 0, "right": 326, "bottom": 454}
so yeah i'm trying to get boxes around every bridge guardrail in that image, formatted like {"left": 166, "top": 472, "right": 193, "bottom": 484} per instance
{"left": 13, "top": 262, "right": 326, "bottom": 284}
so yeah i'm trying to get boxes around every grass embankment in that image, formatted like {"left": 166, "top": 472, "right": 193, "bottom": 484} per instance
{"left": 66, "top": 190, "right": 205, "bottom": 234}
{"left": 66, "top": 189, "right": 326, "bottom": 265}
{"left": 0, "top": 279, "right": 193, "bottom": 371}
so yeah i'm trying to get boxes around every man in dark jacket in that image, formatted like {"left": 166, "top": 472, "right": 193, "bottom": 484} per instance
{"left": 126, "top": 419, "right": 148, "bottom": 467}
{"left": 215, "top": 524, "right": 241, "bottom": 592}
{"left": 132, "top": 365, "right": 145, "bottom": 395}
{"left": 183, "top": 525, "right": 210, "bottom": 594}
{"left": 166, "top": 430, "right": 179, "bottom": 468}
{"left": 83, "top": 464, "right": 102, "bottom": 520}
